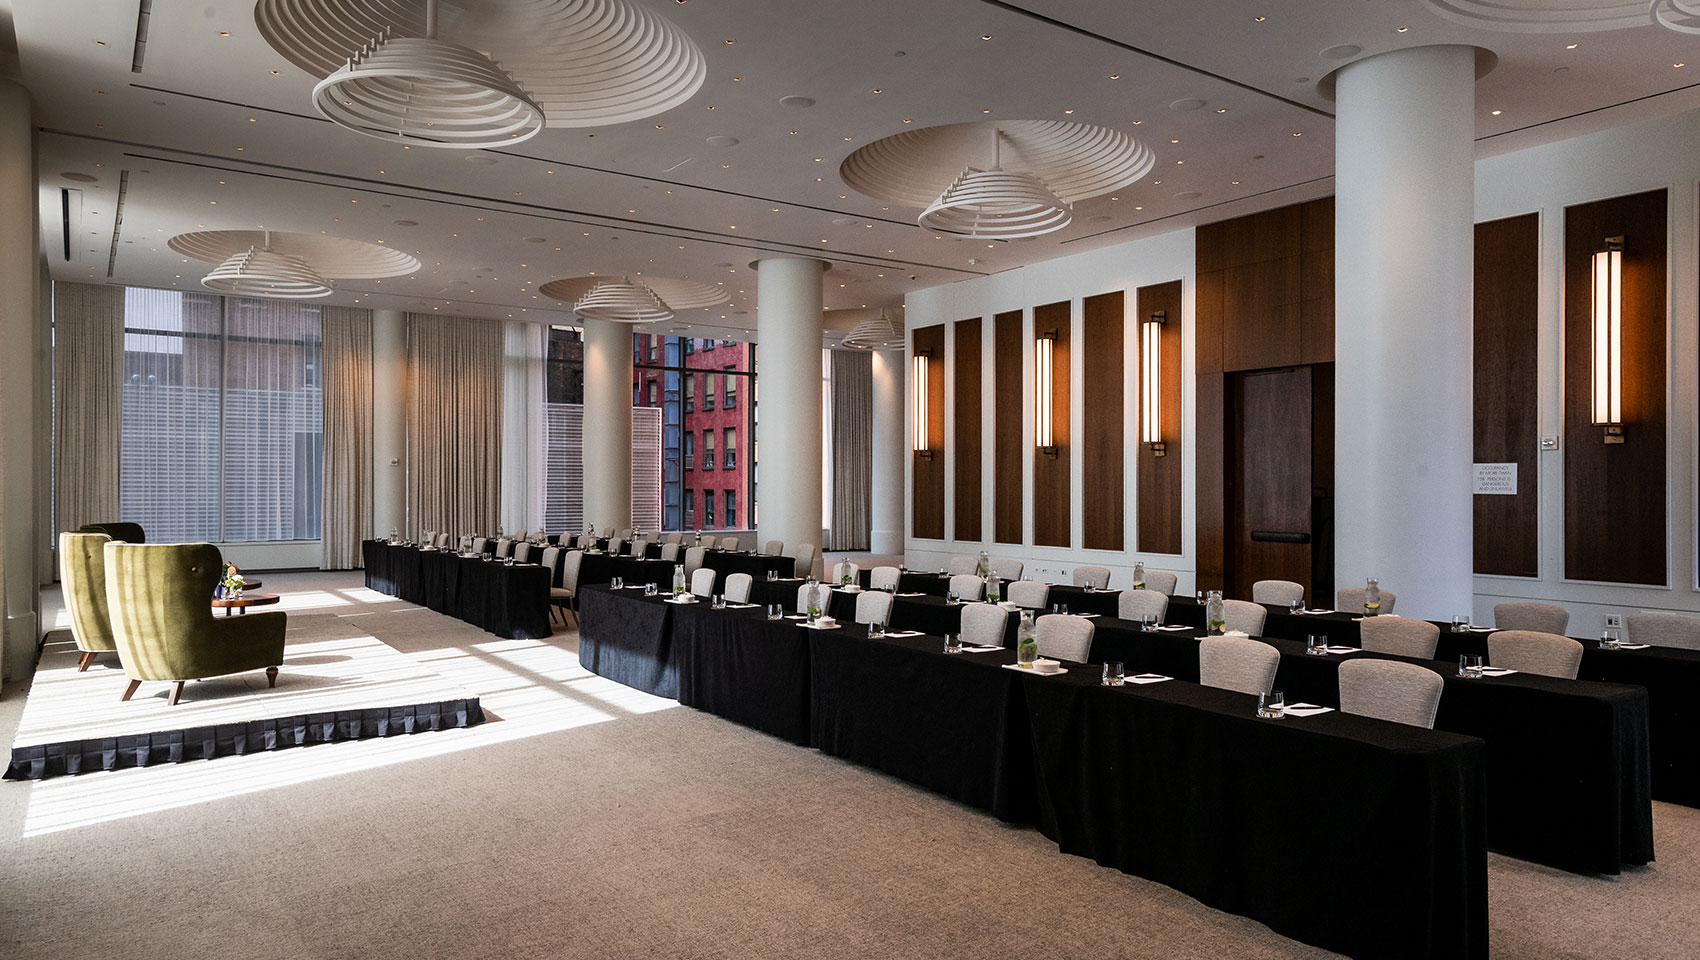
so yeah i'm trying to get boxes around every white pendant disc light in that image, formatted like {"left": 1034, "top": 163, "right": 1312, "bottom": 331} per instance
{"left": 841, "top": 310, "right": 906, "bottom": 350}
{"left": 574, "top": 278, "right": 675, "bottom": 324}
{"left": 202, "top": 246, "right": 334, "bottom": 299}
{"left": 919, "top": 166, "right": 1073, "bottom": 238}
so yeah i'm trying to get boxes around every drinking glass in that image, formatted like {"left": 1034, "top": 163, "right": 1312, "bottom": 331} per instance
{"left": 1459, "top": 654, "right": 1484, "bottom": 678}
{"left": 869, "top": 621, "right": 885, "bottom": 639}
{"left": 1195, "top": 590, "right": 1205, "bottom": 604}
{"left": 1102, "top": 661, "right": 1126, "bottom": 686}
{"left": 768, "top": 569, "right": 777, "bottom": 581}
{"left": 612, "top": 576, "right": 624, "bottom": 590}
{"left": 1141, "top": 614, "right": 1156, "bottom": 632}
{"left": 1289, "top": 598, "right": 1303, "bottom": 615}
{"left": 1060, "top": 604, "right": 1070, "bottom": 615}
{"left": 1257, "top": 689, "right": 1286, "bottom": 719}
{"left": 1306, "top": 634, "right": 1327, "bottom": 656}
{"left": 1451, "top": 614, "right": 1469, "bottom": 632}
{"left": 767, "top": 603, "right": 783, "bottom": 621}
{"left": 1600, "top": 627, "right": 1622, "bottom": 649}
{"left": 643, "top": 583, "right": 657, "bottom": 597}
{"left": 946, "top": 593, "right": 959, "bottom": 606}
{"left": 712, "top": 594, "right": 724, "bottom": 610}
{"left": 944, "top": 633, "right": 963, "bottom": 654}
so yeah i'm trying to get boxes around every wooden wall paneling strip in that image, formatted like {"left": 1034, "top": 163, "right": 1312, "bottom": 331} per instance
{"left": 1033, "top": 300, "right": 1072, "bottom": 547}
{"left": 911, "top": 324, "right": 946, "bottom": 540}
{"left": 1563, "top": 189, "right": 1667, "bottom": 585}
{"left": 953, "top": 318, "right": 983, "bottom": 541}
{"left": 1082, "top": 292, "right": 1124, "bottom": 551}
{"left": 1299, "top": 197, "right": 1336, "bottom": 365}
{"left": 1473, "top": 212, "right": 1541, "bottom": 578}
{"left": 993, "top": 310, "right": 1024, "bottom": 544}
{"left": 1137, "top": 280, "right": 1184, "bottom": 554}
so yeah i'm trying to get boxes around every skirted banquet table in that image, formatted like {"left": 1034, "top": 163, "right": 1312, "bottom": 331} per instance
{"left": 576, "top": 583, "right": 1488, "bottom": 960}
{"left": 362, "top": 541, "right": 551, "bottom": 640}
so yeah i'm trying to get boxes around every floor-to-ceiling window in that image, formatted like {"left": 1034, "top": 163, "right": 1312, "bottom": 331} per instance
{"left": 634, "top": 334, "right": 756, "bottom": 531}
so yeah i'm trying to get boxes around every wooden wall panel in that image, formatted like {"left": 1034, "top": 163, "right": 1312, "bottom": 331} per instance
{"left": 993, "top": 311, "right": 1023, "bottom": 544}
{"left": 911, "top": 324, "right": 946, "bottom": 540}
{"left": 1082, "top": 292, "right": 1124, "bottom": 551}
{"left": 1564, "top": 189, "right": 1667, "bottom": 585}
{"left": 1195, "top": 372, "right": 1225, "bottom": 590}
{"left": 1196, "top": 268, "right": 1225, "bottom": 375}
{"left": 1033, "top": 300, "right": 1072, "bottom": 547}
{"left": 1221, "top": 256, "right": 1301, "bottom": 371}
{"left": 1473, "top": 213, "right": 1541, "bottom": 578}
{"left": 1137, "top": 281, "right": 1184, "bottom": 554}
{"left": 953, "top": 318, "right": 983, "bottom": 541}
{"left": 1299, "top": 198, "right": 1335, "bottom": 365}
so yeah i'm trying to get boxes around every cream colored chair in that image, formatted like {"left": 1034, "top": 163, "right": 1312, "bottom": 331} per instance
{"left": 1199, "top": 636, "right": 1279, "bottom": 696}
{"left": 1338, "top": 587, "right": 1398, "bottom": 616}
{"left": 1493, "top": 602, "right": 1570, "bottom": 635}
{"left": 1626, "top": 612, "right": 1700, "bottom": 651}
{"left": 1487, "top": 630, "right": 1583, "bottom": 679}
{"left": 1072, "top": 566, "right": 1111, "bottom": 590}
{"left": 794, "top": 543, "right": 818, "bottom": 578}
{"left": 684, "top": 546, "right": 707, "bottom": 576}
{"left": 1222, "top": 599, "right": 1267, "bottom": 636}
{"left": 948, "top": 574, "right": 984, "bottom": 602}
{"left": 1252, "top": 579, "right": 1304, "bottom": 606}
{"left": 960, "top": 604, "right": 1009, "bottom": 648}
{"left": 868, "top": 566, "right": 901, "bottom": 591}
{"left": 690, "top": 568, "right": 717, "bottom": 599}
{"left": 1360, "top": 617, "right": 1440, "bottom": 659}
{"left": 1035, "top": 614, "right": 1094, "bottom": 662}
{"left": 1339, "top": 659, "right": 1444, "bottom": 728}
{"left": 1142, "top": 570, "right": 1179, "bottom": 596}
{"left": 724, "top": 573, "right": 753, "bottom": 603}
{"left": 855, "top": 591, "right": 895, "bottom": 626}
{"left": 1117, "top": 589, "right": 1169, "bottom": 624}
{"left": 1007, "top": 580, "right": 1050, "bottom": 610}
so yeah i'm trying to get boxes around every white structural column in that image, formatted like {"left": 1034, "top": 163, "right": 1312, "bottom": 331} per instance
{"left": 0, "top": 79, "right": 38, "bottom": 680}
{"left": 500, "top": 321, "right": 546, "bottom": 534}
{"left": 755, "top": 257, "right": 826, "bottom": 576}
{"left": 869, "top": 347, "right": 905, "bottom": 555}
{"left": 582, "top": 316, "right": 632, "bottom": 532}
{"left": 1334, "top": 45, "right": 1479, "bottom": 618}
{"left": 371, "top": 309, "right": 408, "bottom": 539}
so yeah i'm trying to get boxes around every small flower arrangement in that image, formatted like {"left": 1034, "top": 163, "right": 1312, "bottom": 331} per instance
{"left": 219, "top": 562, "right": 246, "bottom": 600}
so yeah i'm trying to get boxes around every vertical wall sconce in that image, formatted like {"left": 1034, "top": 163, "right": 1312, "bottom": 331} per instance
{"left": 1035, "top": 329, "right": 1057, "bottom": 458}
{"left": 1591, "top": 235, "right": 1624, "bottom": 443}
{"left": 912, "top": 350, "right": 932, "bottom": 458}
{"left": 1142, "top": 309, "right": 1166, "bottom": 457}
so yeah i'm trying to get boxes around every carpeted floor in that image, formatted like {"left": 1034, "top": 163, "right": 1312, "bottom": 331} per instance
{"left": 2, "top": 570, "right": 1697, "bottom": 959}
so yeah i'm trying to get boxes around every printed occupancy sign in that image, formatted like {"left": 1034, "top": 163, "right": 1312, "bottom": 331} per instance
{"left": 1473, "top": 462, "right": 1517, "bottom": 495}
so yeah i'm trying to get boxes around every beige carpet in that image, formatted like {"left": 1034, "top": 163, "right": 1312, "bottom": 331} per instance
{"left": 2, "top": 570, "right": 1697, "bottom": 959}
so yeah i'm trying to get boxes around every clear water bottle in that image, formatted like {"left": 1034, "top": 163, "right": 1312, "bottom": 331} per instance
{"left": 803, "top": 576, "right": 822, "bottom": 622}
{"left": 1132, "top": 561, "right": 1146, "bottom": 591}
{"left": 1017, "top": 609, "right": 1038, "bottom": 665}
{"left": 977, "top": 549, "right": 990, "bottom": 577}
{"left": 985, "top": 576, "right": 1001, "bottom": 603}
{"left": 1206, "top": 589, "right": 1226, "bottom": 635}
{"left": 1364, "top": 578, "right": 1382, "bottom": 617}
{"left": 673, "top": 563, "right": 686, "bottom": 596}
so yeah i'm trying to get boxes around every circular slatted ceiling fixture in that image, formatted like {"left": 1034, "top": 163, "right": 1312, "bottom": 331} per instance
{"left": 541, "top": 274, "right": 729, "bottom": 324}
{"left": 169, "top": 229, "right": 421, "bottom": 301}
{"left": 1420, "top": 0, "right": 1697, "bottom": 32}
{"left": 254, "top": 0, "right": 706, "bottom": 146}
{"left": 841, "top": 120, "right": 1155, "bottom": 239}
{"left": 840, "top": 310, "right": 905, "bottom": 350}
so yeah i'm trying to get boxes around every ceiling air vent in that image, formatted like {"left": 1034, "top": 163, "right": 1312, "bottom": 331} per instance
{"left": 131, "top": 0, "right": 152, "bottom": 74}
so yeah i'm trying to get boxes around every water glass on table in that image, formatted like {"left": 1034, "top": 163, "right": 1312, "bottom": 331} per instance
{"left": 868, "top": 621, "right": 885, "bottom": 639}
{"left": 612, "top": 576, "right": 624, "bottom": 590}
{"left": 1306, "top": 634, "right": 1327, "bottom": 656}
{"left": 1600, "top": 627, "right": 1622, "bottom": 649}
{"left": 943, "top": 633, "right": 963, "bottom": 654}
{"left": 1289, "top": 598, "right": 1303, "bottom": 615}
{"left": 1451, "top": 614, "right": 1470, "bottom": 631}
{"left": 1101, "top": 661, "right": 1126, "bottom": 686}
{"left": 1458, "top": 654, "right": 1484, "bottom": 678}
{"left": 767, "top": 603, "right": 784, "bottom": 621}
{"left": 1256, "top": 689, "right": 1286, "bottom": 719}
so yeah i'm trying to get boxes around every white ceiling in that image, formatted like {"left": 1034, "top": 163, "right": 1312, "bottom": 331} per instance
{"left": 8, "top": 0, "right": 1698, "bottom": 341}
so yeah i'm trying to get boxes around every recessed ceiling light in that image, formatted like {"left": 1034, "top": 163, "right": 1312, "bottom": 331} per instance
{"left": 732, "top": 76, "right": 741, "bottom": 81}
{"left": 1678, "top": 62, "right": 1688, "bottom": 68}
{"left": 814, "top": 157, "right": 823, "bottom": 162}
{"left": 1064, "top": 109, "right": 1074, "bottom": 114}
{"left": 1231, "top": 180, "right": 1240, "bottom": 184}
{"left": 1253, "top": 16, "right": 1265, "bottom": 22}
{"left": 1131, "top": 119, "right": 1142, "bottom": 125}
{"left": 1216, "top": 108, "right": 1228, "bottom": 114}
{"left": 271, "top": 70, "right": 280, "bottom": 75}
{"left": 1397, "top": 26, "right": 1409, "bottom": 32}
{"left": 982, "top": 108, "right": 991, "bottom": 113}
{"left": 903, "top": 118, "right": 913, "bottom": 123}
{"left": 1170, "top": 138, "right": 1180, "bottom": 143}
{"left": 1491, "top": 109, "right": 1502, "bottom": 116}
{"left": 248, "top": 117, "right": 257, "bottom": 122}
{"left": 1292, "top": 132, "right": 1302, "bottom": 136}
{"left": 1566, "top": 42, "right": 1578, "bottom": 49}
{"left": 219, "top": 31, "right": 230, "bottom": 36}
{"left": 871, "top": 88, "right": 882, "bottom": 94}
{"left": 725, "top": 39, "right": 734, "bottom": 44}
{"left": 1108, "top": 74, "right": 1120, "bottom": 80}
{"left": 980, "top": 34, "right": 992, "bottom": 40}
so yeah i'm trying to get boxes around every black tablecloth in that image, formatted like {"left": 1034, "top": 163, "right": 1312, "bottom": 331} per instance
{"left": 703, "top": 550, "right": 793, "bottom": 581}
{"left": 809, "top": 631, "right": 1039, "bottom": 822}
{"left": 578, "top": 552, "right": 676, "bottom": 588}
{"left": 362, "top": 541, "right": 550, "bottom": 640}
{"left": 1023, "top": 672, "right": 1488, "bottom": 960}
{"left": 577, "top": 585, "right": 679, "bottom": 698}
{"left": 673, "top": 602, "right": 813, "bottom": 745}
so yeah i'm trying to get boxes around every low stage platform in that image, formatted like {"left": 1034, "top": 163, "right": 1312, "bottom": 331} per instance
{"left": 6, "top": 622, "right": 485, "bottom": 780}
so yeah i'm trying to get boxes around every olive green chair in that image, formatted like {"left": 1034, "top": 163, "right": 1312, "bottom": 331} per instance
{"left": 77, "top": 521, "right": 146, "bottom": 544}
{"left": 105, "top": 542, "right": 286, "bottom": 706}
{"left": 59, "top": 532, "right": 118, "bottom": 671}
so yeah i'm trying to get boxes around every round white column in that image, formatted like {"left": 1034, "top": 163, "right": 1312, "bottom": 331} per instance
{"left": 754, "top": 257, "right": 826, "bottom": 576}
{"left": 869, "top": 347, "right": 905, "bottom": 556}
{"left": 1334, "top": 45, "right": 1479, "bottom": 619}
{"left": 582, "top": 316, "right": 632, "bottom": 532}
{"left": 371, "top": 309, "right": 408, "bottom": 539}
{"left": 0, "top": 79, "right": 39, "bottom": 680}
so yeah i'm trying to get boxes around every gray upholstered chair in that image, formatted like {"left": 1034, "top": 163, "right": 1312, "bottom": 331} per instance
{"left": 855, "top": 591, "right": 894, "bottom": 626}
{"left": 690, "top": 567, "right": 717, "bottom": 599}
{"left": 1252, "top": 579, "right": 1305, "bottom": 606}
{"left": 1142, "top": 570, "right": 1179, "bottom": 596}
{"left": 435, "top": 532, "right": 451, "bottom": 549}
{"left": 550, "top": 549, "right": 580, "bottom": 625}
{"left": 1035, "top": 614, "right": 1094, "bottom": 662}
{"left": 1222, "top": 599, "right": 1267, "bottom": 636}
{"left": 1072, "top": 566, "right": 1111, "bottom": 590}
{"left": 1359, "top": 616, "right": 1440, "bottom": 659}
{"left": 796, "top": 581, "right": 829, "bottom": 615}
{"left": 629, "top": 538, "right": 650, "bottom": 558}
{"left": 1338, "top": 587, "right": 1398, "bottom": 616}
{"left": 1338, "top": 659, "right": 1444, "bottom": 728}
{"left": 764, "top": 539, "right": 784, "bottom": 556}
{"left": 495, "top": 538, "right": 515, "bottom": 559}
{"left": 601, "top": 526, "right": 615, "bottom": 538}
{"left": 724, "top": 573, "right": 753, "bottom": 603}
{"left": 684, "top": 545, "right": 708, "bottom": 576}
{"left": 421, "top": 529, "right": 435, "bottom": 544}
{"left": 990, "top": 558, "right": 1024, "bottom": 580}
{"left": 1007, "top": 579, "right": 1050, "bottom": 610}
{"left": 659, "top": 542, "right": 682, "bottom": 563}
{"left": 717, "top": 536, "right": 739, "bottom": 551}
{"left": 1488, "top": 630, "right": 1583, "bottom": 679}
{"left": 60, "top": 531, "right": 118, "bottom": 672}
{"left": 959, "top": 603, "right": 1009, "bottom": 648}
{"left": 794, "top": 543, "right": 817, "bottom": 578}
{"left": 514, "top": 541, "right": 535, "bottom": 565}
{"left": 663, "top": 532, "right": 683, "bottom": 545}
{"left": 606, "top": 537, "right": 627, "bottom": 557}
{"left": 1199, "top": 636, "right": 1280, "bottom": 696}
{"left": 947, "top": 555, "right": 980, "bottom": 576}
{"left": 1493, "top": 601, "right": 1570, "bottom": 635}
{"left": 868, "top": 565, "right": 901, "bottom": 591}
{"left": 832, "top": 560, "right": 860, "bottom": 584}
{"left": 1117, "top": 588, "right": 1169, "bottom": 624}
{"left": 948, "top": 573, "right": 984, "bottom": 602}
{"left": 1626, "top": 612, "right": 1700, "bottom": 651}
{"left": 471, "top": 537, "right": 490, "bottom": 555}
{"left": 617, "top": 527, "right": 634, "bottom": 541}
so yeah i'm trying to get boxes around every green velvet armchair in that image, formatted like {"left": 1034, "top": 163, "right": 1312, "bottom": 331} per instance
{"left": 77, "top": 521, "right": 146, "bottom": 544}
{"left": 59, "top": 532, "right": 118, "bottom": 671}
{"left": 104, "top": 542, "right": 286, "bottom": 706}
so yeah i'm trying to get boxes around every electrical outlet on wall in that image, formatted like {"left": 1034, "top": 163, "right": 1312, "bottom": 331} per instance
{"left": 1604, "top": 615, "right": 1622, "bottom": 628}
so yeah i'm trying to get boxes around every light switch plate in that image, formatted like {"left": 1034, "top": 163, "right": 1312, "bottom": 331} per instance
{"left": 1605, "top": 615, "right": 1622, "bottom": 628}
{"left": 1540, "top": 437, "right": 1559, "bottom": 451}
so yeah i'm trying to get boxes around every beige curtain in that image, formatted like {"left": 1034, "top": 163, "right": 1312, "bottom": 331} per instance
{"left": 407, "top": 314, "right": 503, "bottom": 539}
{"left": 320, "top": 306, "right": 373, "bottom": 569}
{"left": 52, "top": 282, "right": 124, "bottom": 537}
{"left": 828, "top": 349, "right": 872, "bottom": 551}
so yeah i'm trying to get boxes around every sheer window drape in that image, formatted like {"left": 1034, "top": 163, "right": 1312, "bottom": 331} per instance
{"left": 828, "top": 349, "right": 872, "bottom": 551}
{"left": 321, "top": 306, "right": 372, "bottom": 568}
{"left": 52, "top": 282, "right": 124, "bottom": 537}
{"left": 407, "top": 314, "right": 503, "bottom": 538}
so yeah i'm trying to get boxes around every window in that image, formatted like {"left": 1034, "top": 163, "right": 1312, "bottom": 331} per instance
{"left": 723, "top": 365, "right": 737, "bottom": 408}
{"left": 684, "top": 372, "right": 695, "bottom": 412}
{"left": 546, "top": 325, "right": 584, "bottom": 404}
{"left": 703, "top": 338, "right": 715, "bottom": 352}
{"left": 683, "top": 489, "right": 694, "bottom": 528}
{"left": 703, "top": 488, "right": 714, "bottom": 526}
{"left": 724, "top": 427, "right": 736, "bottom": 469}
{"left": 725, "top": 489, "right": 736, "bottom": 528}
{"left": 632, "top": 333, "right": 756, "bottom": 531}
{"left": 703, "top": 429, "right": 715, "bottom": 470}
{"left": 646, "top": 379, "right": 658, "bottom": 406}
{"left": 702, "top": 371, "right": 715, "bottom": 410}
{"left": 683, "top": 338, "right": 694, "bottom": 356}
{"left": 649, "top": 337, "right": 659, "bottom": 363}
{"left": 683, "top": 431, "right": 694, "bottom": 469}
{"left": 119, "top": 288, "right": 322, "bottom": 543}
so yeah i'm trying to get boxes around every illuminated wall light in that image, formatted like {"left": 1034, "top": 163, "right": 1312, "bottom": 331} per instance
{"left": 1035, "top": 330, "right": 1057, "bottom": 457}
{"left": 1142, "top": 310, "right": 1166, "bottom": 456}
{"left": 1591, "top": 235, "right": 1625, "bottom": 442}
{"left": 912, "top": 350, "right": 932, "bottom": 457}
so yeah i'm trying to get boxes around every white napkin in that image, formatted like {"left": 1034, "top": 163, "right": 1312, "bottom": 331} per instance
{"left": 1480, "top": 667, "right": 1518, "bottom": 677}
{"left": 801, "top": 622, "right": 842, "bottom": 631}
{"left": 883, "top": 630, "right": 923, "bottom": 638}
{"left": 896, "top": 592, "right": 927, "bottom": 597}
{"left": 1127, "top": 674, "right": 1171, "bottom": 685}
{"left": 1224, "top": 629, "right": 1250, "bottom": 638}
{"left": 1076, "top": 613, "right": 1102, "bottom": 619}
{"left": 1324, "top": 645, "right": 1361, "bottom": 654}
{"left": 960, "top": 644, "right": 1003, "bottom": 653}
{"left": 1617, "top": 643, "right": 1651, "bottom": 650}
{"left": 1299, "top": 608, "right": 1336, "bottom": 615}
{"left": 725, "top": 602, "right": 759, "bottom": 609}
{"left": 1154, "top": 624, "right": 1192, "bottom": 632}
{"left": 1283, "top": 703, "right": 1334, "bottom": 717}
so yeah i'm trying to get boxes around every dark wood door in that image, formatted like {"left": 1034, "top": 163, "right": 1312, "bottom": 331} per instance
{"left": 1227, "top": 366, "right": 1319, "bottom": 602}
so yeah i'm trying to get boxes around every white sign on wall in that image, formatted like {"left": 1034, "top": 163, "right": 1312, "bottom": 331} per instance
{"left": 1473, "top": 462, "right": 1518, "bottom": 495}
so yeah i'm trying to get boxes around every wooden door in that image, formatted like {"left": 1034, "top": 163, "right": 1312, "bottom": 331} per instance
{"left": 1227, "top": 366, "right": 1323, "bottom": 602}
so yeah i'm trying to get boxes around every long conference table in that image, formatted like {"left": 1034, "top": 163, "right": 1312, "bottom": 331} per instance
{"left": 362, "top": 540, "right": 552, "bottom": 640}
{"left": 579, "top": 584, "right": 1488, "bottom": 960}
